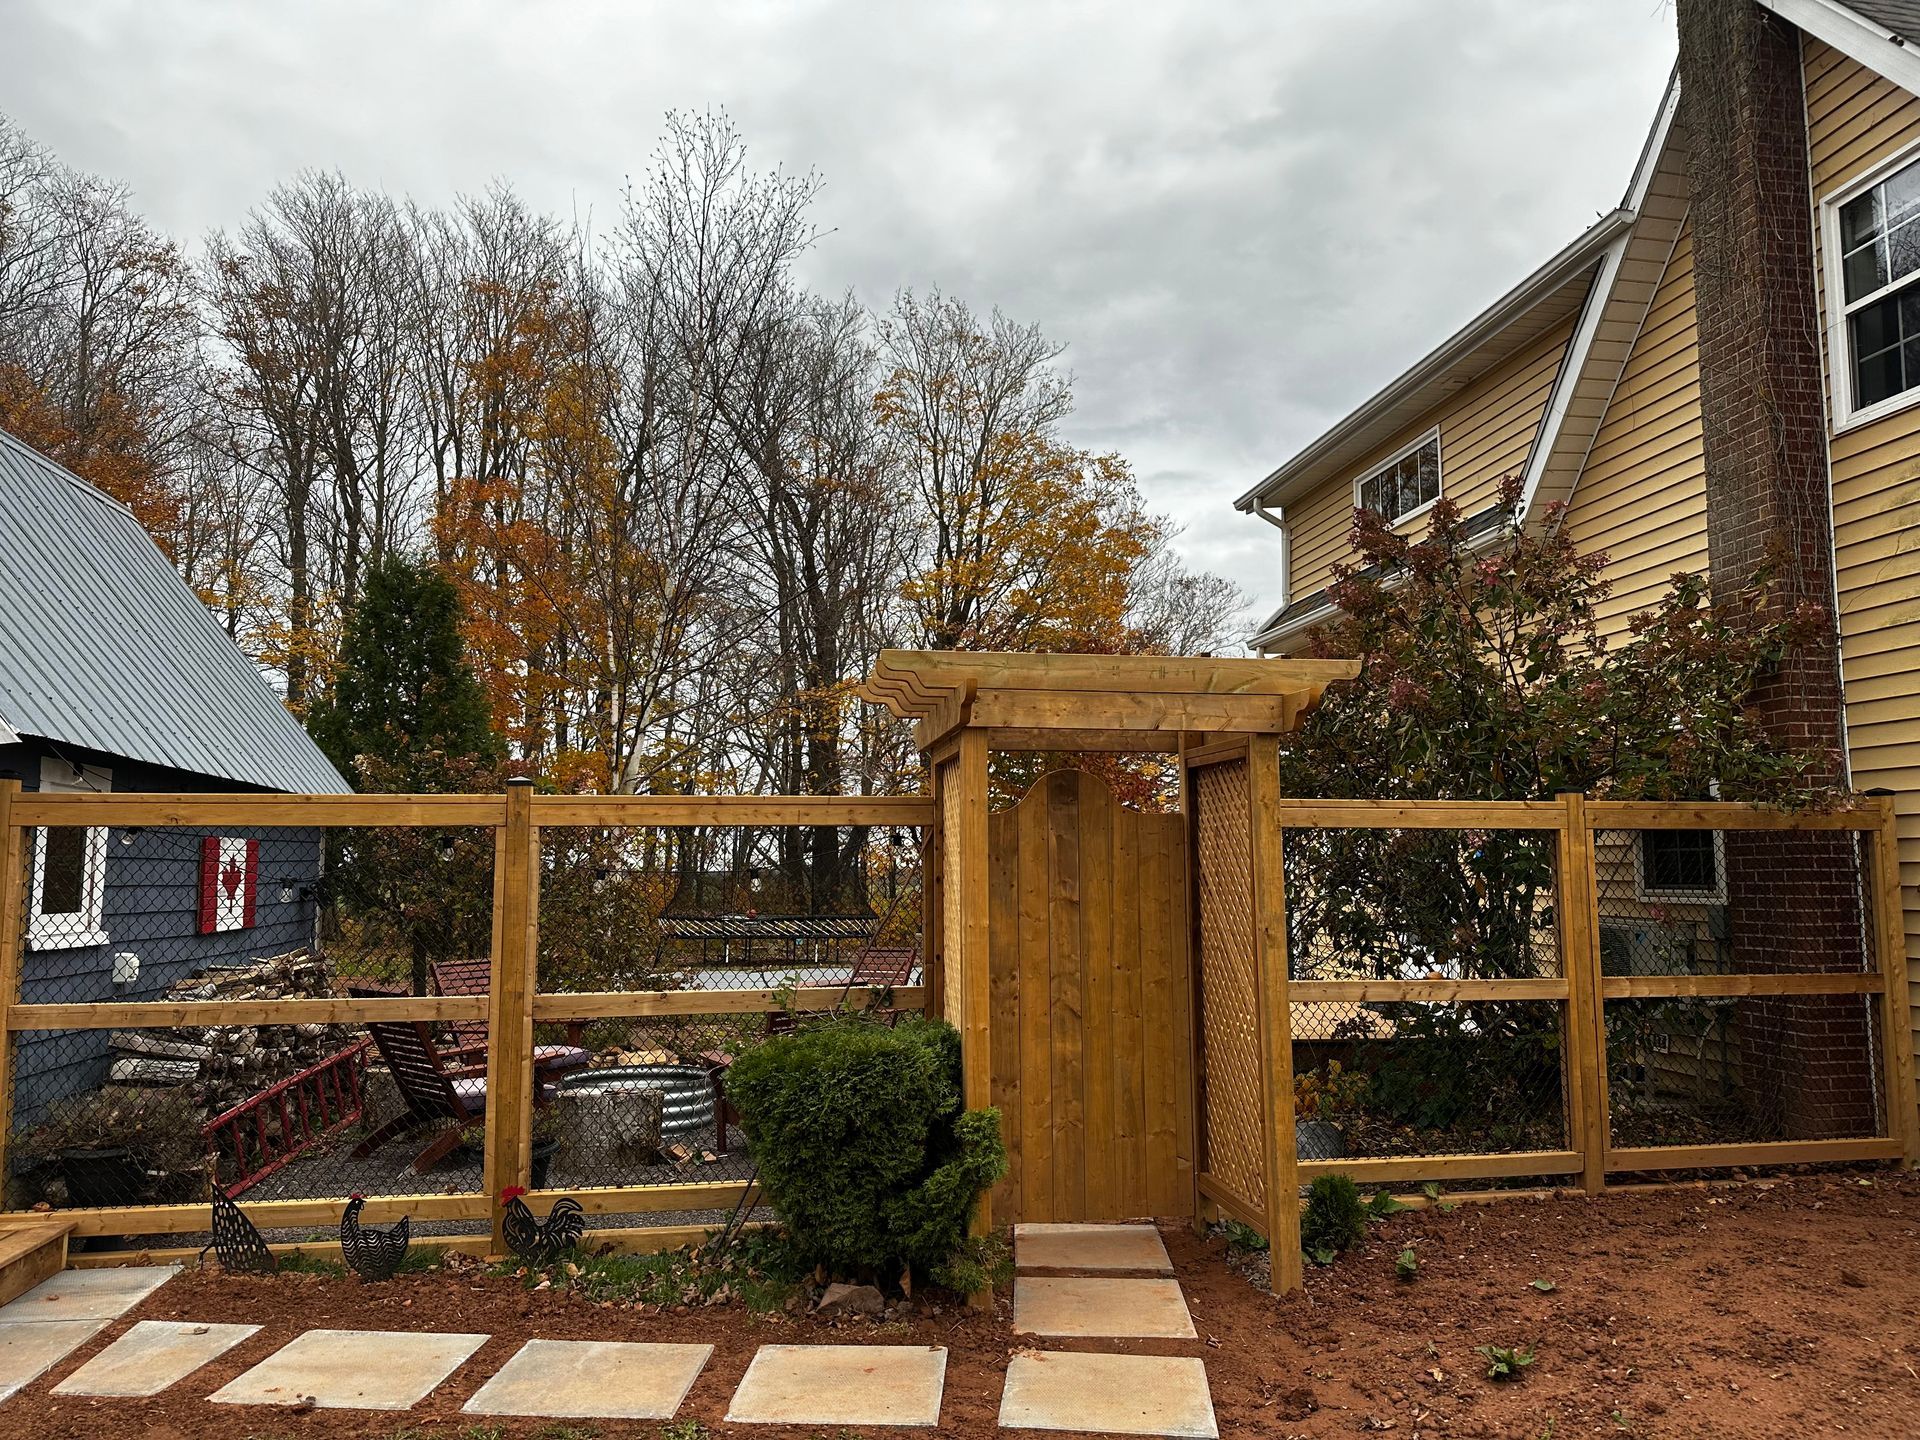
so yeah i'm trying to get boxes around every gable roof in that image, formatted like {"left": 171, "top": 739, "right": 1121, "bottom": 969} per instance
{"left": 0, "top": 427, "right": 350, "bottom": 794}
{"left": 1233, "top": 207, "right": 1631, "bottom": 515}
{"left": 1242, "top": 69, "right": 1687, "bottom": 653}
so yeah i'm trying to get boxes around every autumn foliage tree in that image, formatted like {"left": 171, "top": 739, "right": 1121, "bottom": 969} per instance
{"left": 1, "top": 106, "right": 1247, "bottom": 827}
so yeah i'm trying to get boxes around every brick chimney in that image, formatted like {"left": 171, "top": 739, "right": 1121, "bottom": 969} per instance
{"left": 1675, "top": 0, "right": 1876, "bottom": 1145}
{"left": 1677, "top": 0, "right": 1847, "bottom": 774}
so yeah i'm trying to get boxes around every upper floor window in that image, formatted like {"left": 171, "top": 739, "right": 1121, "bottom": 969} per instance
{"left": 1828, "top": 150, "right": 1920, "bottom": 426}
{"left": 1354, "top": 432, "right": 1441, "bottom": 525}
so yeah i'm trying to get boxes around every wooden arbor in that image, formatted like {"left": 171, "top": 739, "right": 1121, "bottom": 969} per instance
{"left": 857, "top": 650, "right": 1357, "bottom": 1266}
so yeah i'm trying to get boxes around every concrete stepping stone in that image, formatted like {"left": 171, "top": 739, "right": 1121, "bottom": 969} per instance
{"left": 725, "top": 1344, "right": 947, "bottom": 1427}
{"left": 1015, "top": 1222, "right": 1173, "bottom": 1273}
{"left": 0, "top": 1265, "right": 180, "bottom": 1401}
{"left": 999, "top": 1351, "right": 1218, "bottom": 1438}
{"left": 463, "top": 1339, "right": 712, "bottom": 1419}
{"left": 0, "top": 1265, "right": 178, "bottom": 1323}
{"left": 209, "top": 1328, "right": 488, "bottom": 1411}
{"left": 1013, "top": 1275, "right": 1197, "bottom": 1339}
{"left": 0, "top": 1319, "right": 112, "bottom": 1402}
{"left": 53, "top": 1320, "right": 260, "bottom": 1398}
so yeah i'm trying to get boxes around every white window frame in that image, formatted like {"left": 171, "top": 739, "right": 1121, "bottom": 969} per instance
{"left": 1632, "top": 828, "right": 1727, "bottom": 907}
{"left": 1820, "top": 135, "right": 1920, "bottom": 432}
{"left": 28, "top": 758, "right": 111, "bottom": 951}
{"left": 1351, "top": 428, "right": 1443, "bottom": 528}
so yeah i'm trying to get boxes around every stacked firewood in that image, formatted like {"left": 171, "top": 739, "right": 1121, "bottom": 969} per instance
{"left": 108, "top": 950, "right": 360, "bottom": 1115}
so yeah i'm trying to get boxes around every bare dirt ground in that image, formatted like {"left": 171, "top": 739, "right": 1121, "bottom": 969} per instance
{"left": 6, "top": 1170, "right": 1918, "bottom": 1439}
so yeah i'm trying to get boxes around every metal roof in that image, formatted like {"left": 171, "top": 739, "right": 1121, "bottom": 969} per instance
{"left": 0, "top": 427, "right": 351, "bottom": 794}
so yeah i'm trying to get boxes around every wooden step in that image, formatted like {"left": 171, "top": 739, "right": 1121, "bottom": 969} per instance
{"left": 0, "top": 1220, "right": 78, "bottom": 1309}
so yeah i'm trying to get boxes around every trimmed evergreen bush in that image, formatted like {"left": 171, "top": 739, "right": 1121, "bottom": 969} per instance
{"left": 1300, "top": 1173, "right": 1369, "bottom": 1259}
{"left": 723, "top": 1013, "right": 1006, "bottom": 1283}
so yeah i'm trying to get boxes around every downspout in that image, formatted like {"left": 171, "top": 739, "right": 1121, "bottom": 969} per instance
{"left": 1250, "top": 500, "right": 1289, "bottom": 615}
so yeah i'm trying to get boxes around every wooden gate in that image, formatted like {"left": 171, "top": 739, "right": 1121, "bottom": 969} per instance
{"left": 986, "top": 769, "right": 1195, "bottom": 1223}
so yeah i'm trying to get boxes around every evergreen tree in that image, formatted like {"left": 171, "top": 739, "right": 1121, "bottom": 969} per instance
{"left": 308, "top": 554, "right": 500, "bottom": 789}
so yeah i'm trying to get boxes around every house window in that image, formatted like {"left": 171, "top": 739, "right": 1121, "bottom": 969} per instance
{"left": 1634, "top": 829, "right": 1725, "bottom": 905}
{"left": 1355, "top": 432, "right": 1441, "bottom": 525}
{"left": 28, "top": 758, "right": 111, "bottom": 951}
{"left": 1828, "top": 150, "right": 1920, "bottom": 424}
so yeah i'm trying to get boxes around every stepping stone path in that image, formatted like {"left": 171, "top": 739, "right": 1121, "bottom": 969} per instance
{"left": 0, "top": 1265, "right": 177, "bottom": 1402}
{"left": 725, "top": 1343, "right": 948, "bottom": 1427}
{"left": 210, "top": 1328, "right": 488, "bottom": 1411}
{"left": 1003, "top": 1223, "right": 1218, "bottom": 1438}
{"left": 463, "top": 1338, "right": 712, "bottom": 1419}
{"left": 54, "top": 1320, "right": 258, "bottom": 1397}
{"left": 0, "top": 1226, "right": 1220, "bottom": 1432}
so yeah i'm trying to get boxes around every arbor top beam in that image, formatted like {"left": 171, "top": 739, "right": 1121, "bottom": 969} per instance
{"left": 857, "top": 650, "right": 1358, "bottom": 752}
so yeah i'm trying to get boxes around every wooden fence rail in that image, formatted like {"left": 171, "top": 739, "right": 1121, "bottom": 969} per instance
{"left": 0, "top": 780, "right": 928, "bottom": 1249}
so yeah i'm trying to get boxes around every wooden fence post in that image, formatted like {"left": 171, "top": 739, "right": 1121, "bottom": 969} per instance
{"left": 1179, "top": 741, "right": 1213, "bottom": 1239}
{"left": 1557, "top": 792, "right": 1608, "bottom": 1194}
{"left": 954, "top": 730, "right": 993, "bottom": 1305}
{"left": 0, "top": 781, "right": 24, "bottom": 1205}
{"left": 1869, "top": 795, "right": 1918, "bottom": 1169}
{"left": 483, "top": 778, "right": 540, "bottom": 1251}
{"left": 1246, "top": 736, "right": 1301, "bottom": 1293}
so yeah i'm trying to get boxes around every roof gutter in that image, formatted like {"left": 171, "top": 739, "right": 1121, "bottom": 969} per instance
{"left": 1235, "top": 206, "right": 1637, "bottom": 513}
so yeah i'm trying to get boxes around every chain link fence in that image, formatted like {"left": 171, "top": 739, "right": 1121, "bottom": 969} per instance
{"left": 1593, "top": 823, "right": 1887, "bottom": 1154}
{"left": 1284, "top": 824, "right": 1570, "bottom": 1171}
{"left": 0, "top": 800, "right": 925, "bottom": 1248}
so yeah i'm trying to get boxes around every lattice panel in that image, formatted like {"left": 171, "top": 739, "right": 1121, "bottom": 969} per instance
{"left": 1193, "top": 759, "right": 1264, "bottom": 1213}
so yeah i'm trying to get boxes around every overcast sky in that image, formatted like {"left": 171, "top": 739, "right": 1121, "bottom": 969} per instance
{"left": 1, "top": 1, "right": 1677, "bottom": 617}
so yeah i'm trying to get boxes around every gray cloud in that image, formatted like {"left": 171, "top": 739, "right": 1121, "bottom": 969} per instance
{"left": 1, "top": 0, "right": 1676, "bottom": 623}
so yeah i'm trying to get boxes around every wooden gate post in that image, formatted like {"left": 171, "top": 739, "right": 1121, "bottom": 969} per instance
{"left": 0, "top": 781, "right": 24, "bottom": 1205}
{"left": 1557, "top": 792, "right": 1608, "bottom": 1194}
{"left": 1246, "top": 736, "right": 1301, "bottom": 1293}
{"left": 955, "top": 730, "right": 994, "bottom": 1289}
{"left": 1869, "top": 794, "right": 1918, "bottom": 1169}
{"left": 483, "top": 778, "right": 540, "bottom": 1251}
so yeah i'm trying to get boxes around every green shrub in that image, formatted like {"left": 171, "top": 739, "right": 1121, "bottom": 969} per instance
{"left": 1300, "top": 1174, "right": 1368, "bottom": 1260}
{"left": 723, "top": 1013, "right": 1006, "bottom": 1283}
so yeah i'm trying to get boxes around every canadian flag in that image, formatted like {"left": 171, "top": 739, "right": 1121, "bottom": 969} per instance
{"left": 198, "top": 836, "right": 259, "bottom": 934}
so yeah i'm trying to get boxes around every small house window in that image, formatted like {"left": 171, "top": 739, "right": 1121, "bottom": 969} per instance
{"left": 1828, "top": 151, "right": 1920, "bottom": 423}
{"left": 1634, "top": 829, "right": 1725, "bottom": 905}
{"left": 28, "top": 759, "right": 110, "bottom": 951}
{"left": 1355, "top": 432, "right": 1442, "bottom": 525}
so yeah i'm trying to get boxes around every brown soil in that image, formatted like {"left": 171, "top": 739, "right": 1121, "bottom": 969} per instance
{"left": 8, "top": 1171, "right": 1920, "bottom": 1438}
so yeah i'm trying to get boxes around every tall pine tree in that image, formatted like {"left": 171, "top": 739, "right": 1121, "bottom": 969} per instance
{"left": 308, "top": 555, "right": 500, "bottom": 790}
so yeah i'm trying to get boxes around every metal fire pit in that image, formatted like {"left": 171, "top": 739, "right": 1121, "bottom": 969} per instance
{"left": 557, "top": 1062, "right": 717, "bottom": 1137}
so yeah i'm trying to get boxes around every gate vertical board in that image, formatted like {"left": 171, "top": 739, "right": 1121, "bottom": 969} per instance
{"left": 987, "top": 769, "right": 1195, "bottom": 1224}
{"left": 1014, "top": 788, "right": 1051, "bottom": 1224}
{"left": 1111, "top": 799, "right": 1146, "bottom": 1215}
{"left": 1047, "top": 773, "right": 1086, "bottom": 1219}
{"left": 1081, "top": 773, "right": 1116, "bottom": 1221}
{"left": 988, "top": 796, "right": 1021, "bottom": 1217}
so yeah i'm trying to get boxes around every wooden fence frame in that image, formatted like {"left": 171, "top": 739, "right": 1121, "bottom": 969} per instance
{"left": 0, "top": 779, "right": 931, "bottom": 1253}
{"left": 1183, "top": 785, "right": 1920, "bottom": 1294}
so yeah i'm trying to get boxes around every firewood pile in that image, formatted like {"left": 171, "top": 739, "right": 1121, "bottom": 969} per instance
{"left": 108, "top": 950, "right": 361, "bottom": 1116}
